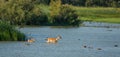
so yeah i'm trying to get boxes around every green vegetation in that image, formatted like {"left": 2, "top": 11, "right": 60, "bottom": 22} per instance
{"left": 74, "top": 7, "right": 120, "bottom": 23}
{"left": 61, "top": 0, "right": 120, "bottom": 7}
{"left": 0, "top": 0, "right": 119, "bottom": 24}
{"left": 0, "top": 0, "right": 81, "bottom": 26}
{"left": 52, "top": 5, "right": 81, "bottom": 26}
{"left": 16, "top": 0, "right": 119, "bottom": 7}
{"left": 0, "top": 0, "right": 119, "bottom": 25}
{"left": 0, "top": 21, "right": 25, "bottom": 41}
{"left": 0, "top": 0, "right": 50, "bottom": 25}
{"left": 49, "top": 0, "right": 80, "bottom": 25}
{"left": 81, "top": 18, "right": 120, "bottom": 23}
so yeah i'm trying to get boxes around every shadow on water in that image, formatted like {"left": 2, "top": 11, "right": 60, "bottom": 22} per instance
{"left": 0, "top": 22, "right": 120, "bottom": 57}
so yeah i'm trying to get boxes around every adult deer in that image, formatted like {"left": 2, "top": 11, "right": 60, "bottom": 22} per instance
{"left": 46, "top": 35, "right": 62, "bottom": 43}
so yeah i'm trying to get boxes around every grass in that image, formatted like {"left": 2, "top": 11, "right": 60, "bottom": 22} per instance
{"left": 81, "top": 17, "right": 120, "bottom": 23}
{"left": 73, "top": 7, "right": 120, "bottom": 23}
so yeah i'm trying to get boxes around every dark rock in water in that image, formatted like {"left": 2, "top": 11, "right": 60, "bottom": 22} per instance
{"left": 83, "top": 46, "right": 87, "bottom": 48}
{"left": 114, "top": 45, "right": 118, "bottom": 47}
{"left": 78, "top": 39, "right": 80, "bottom": 40}
{"left": 97, "top": 48, "right": 102, "bottom": 50}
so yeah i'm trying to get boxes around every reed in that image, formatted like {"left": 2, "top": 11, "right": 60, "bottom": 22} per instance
{"left": 0, "top": 21, "right": 25, "bottom": 41}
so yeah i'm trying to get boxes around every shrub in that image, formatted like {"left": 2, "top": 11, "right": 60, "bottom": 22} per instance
{"left": 26, "top": 14, "right": 48, "bottom": 25}
{"left": 0, "top": 21, "right": 25, "bottom": 41}
{"left": 25, "top": 4, "right": 49, "bottom": 25}
{"left": 52, "top": 4, "right": 81, "bottom": 26}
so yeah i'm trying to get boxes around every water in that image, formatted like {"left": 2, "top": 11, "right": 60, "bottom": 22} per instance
{"left": 0, "top": 22, "right": 120, "bottom": 57}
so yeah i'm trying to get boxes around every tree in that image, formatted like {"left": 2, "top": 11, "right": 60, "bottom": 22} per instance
{"left": 53, "top": 5, "right": 80, "bottom": 25}
{"left": 85, "top": 0, "right": 93, "bottom": 7}
{"left": 50, "top": 0, "right": 61, "bottom": 23}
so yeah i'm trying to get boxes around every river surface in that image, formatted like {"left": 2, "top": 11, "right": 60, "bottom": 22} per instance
{"left": 0, "top": 22, "right": 120, "bottom": 57}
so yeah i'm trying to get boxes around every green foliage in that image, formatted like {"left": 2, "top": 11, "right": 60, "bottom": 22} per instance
{"left": 0, "top": 0, "right": 119, "bottom": 26}
{"left": 1, "top": 0, "right": 117, "bottom": 7}
{"left": 0, "top": 21, "right": 25, "bottom": 41}
{"left": 25, "top": 4, "right": 49, "bottom": 25}
{"left": 63, "top": 0, "right": 120, "bottom": 7}
{"left": 0, "top": 0, "right": 49, "bottom": 25}
{"left": 0, "top": 0, "right": 30, "bottom": 25}
{"left": 85, "top": 0, "right": 93, "bottom": 7}
{"left": 42, "top": 0, "right": 119, "bottom": 7}
{"left": 49, "top": 0, "right": 81, "bottom": 26}
{"left": 32, "top": 0, "right": 50, "bottom": 4}
{"left": 50, "top": 0, "right": 61, "bottom": 23}
{"left": 52, "top": 5, "right": 81, "bottom": 26}
{"left": 1, "top": 0, "right": 119, "bottom": 7}
{"left": 26, "top": 13, "right": 48, "bottom": 25}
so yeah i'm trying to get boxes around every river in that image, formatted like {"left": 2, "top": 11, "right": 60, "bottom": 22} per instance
{"left": 0, "top": 22, "right": 120, "bottom": 57}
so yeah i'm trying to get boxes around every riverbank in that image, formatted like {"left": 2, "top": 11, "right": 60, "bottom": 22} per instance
{"left": 81, "top": 18, "right": 120, "bottom": 24}
{"left": 74, "top": 7, "right": 120, "bottom": 23}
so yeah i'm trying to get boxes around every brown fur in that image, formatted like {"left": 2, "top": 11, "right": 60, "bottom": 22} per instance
{"left": 46, "top": 36, "right": 61, "bottom": 43}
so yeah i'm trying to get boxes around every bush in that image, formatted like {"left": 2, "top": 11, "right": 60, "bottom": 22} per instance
{"left": 26, "top": 14, "right": 48, "bottom": 25}
{"left": 25, "top": 4, "right": 49, "bottom": 25}
{"left": 0, "top": 21, "right": 25, "bottom": 41}
{"left": 52, "top": 4, "right": 81, "bottom": 26}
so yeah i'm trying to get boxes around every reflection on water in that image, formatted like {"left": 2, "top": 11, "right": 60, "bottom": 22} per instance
{"left": 0, "top": 22, "right": 120, "bottom": 57}
{"left": 83, "top": 22, "right": 120, "bottom": 28}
